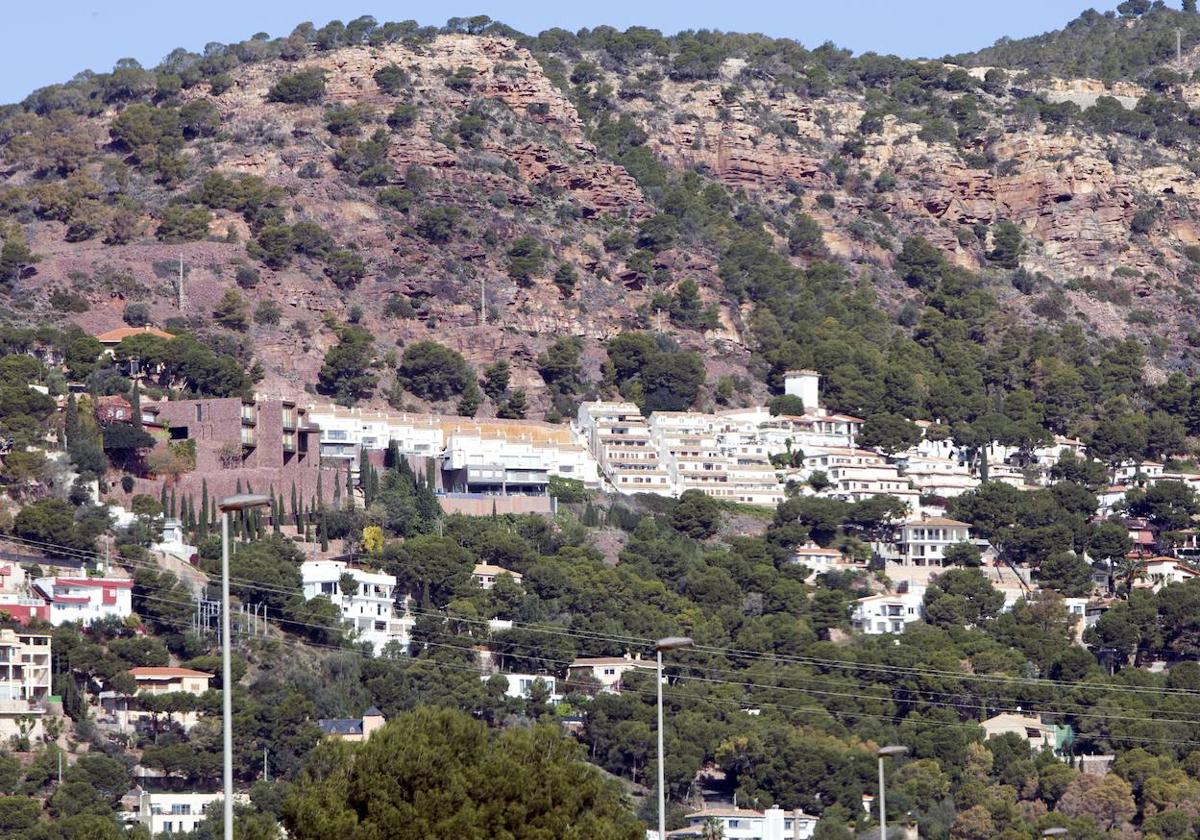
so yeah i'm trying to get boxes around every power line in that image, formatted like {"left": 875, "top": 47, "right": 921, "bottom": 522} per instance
{"left": 117, "top": 598, "right": 1200, "bottom": 752}
{"left": 15, "top": 531, "right": 1200, "bottom": 706}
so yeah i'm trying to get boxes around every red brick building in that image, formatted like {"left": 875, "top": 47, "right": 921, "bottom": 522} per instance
{"left": 132, "top": 397, "right": 334, "bottom": 506}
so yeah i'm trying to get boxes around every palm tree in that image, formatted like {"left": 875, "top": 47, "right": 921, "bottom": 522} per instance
{"left": 700, "top": 817, "right": 725, "bottom": 840}
{"left": 1113, "top": 556, "right": 1145, "bottom": 593}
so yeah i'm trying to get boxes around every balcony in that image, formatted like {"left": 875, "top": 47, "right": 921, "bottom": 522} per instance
{"left": 240, "top": 428, "right": 256, "bottom": 448}
{"left": 282, "top": 409, "right": 296, "bottom": 429}
{"left": 282, "top": 433, "right": 296, "bottom": 453}
{"left": 240, "top": 404, "right": 256, "bottom": 426}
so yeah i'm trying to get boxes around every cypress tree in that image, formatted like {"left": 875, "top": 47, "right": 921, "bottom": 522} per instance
{"left": 131, "top": 380, "right": 143, "bottom": 430}
{"left": 199, "top": 480, "right": 209, "bottom": 539}
{"left": 160, "top": 484, "right": 168, "bottom": 513}
{"left": 346, "top": 464, "right": 354, "bottom": 509}
{"left": 319, "top": 511, "right": 329, "bottom": 552}
{"left": 316, "top": 473, "right": 324, "bottom": 508}
{"left": 169, "top": 487, "right": 177, "bottom": 519}
{"left": 290, "top": 481, "right": 299, "bottom": 527}
{"left": 64, "top": 394, "right": 79, "bottom": 447}
{"left": 333, "top": 471, "right": 342, "bottom": 506}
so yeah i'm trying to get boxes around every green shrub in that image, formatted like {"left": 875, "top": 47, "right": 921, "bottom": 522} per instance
{"left": 267, "top": 69, "right": 326, "bottom": 104}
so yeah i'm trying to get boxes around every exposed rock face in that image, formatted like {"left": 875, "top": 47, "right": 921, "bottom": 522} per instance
{"left": 11, "top": 32, "right": 1200, "bottom": 406}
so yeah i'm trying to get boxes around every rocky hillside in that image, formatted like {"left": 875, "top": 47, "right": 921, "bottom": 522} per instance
{"left": 5, "top": 11, "right": 1200, "bottom": 422}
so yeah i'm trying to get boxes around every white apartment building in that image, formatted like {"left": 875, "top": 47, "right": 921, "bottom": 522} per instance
{"left": 724, "top": 458, "right": 786, "bottom": 506}
{"left": 309, "top": 406, "right": 600, "bottom": 488}
{"left": 300, "top": 560, "right": 413, "bottom": 655}
{"left": 441, "top": 432, "right": 551, "bottom": 495}
{"left": 128, "top": 790, "right": 248, "bottom": 836}
{"left": 306, "top": 406, "right": 444, "bottom": 472}
{"left": 885, "top": 518, "right": 974, "bottom": 567}
{"left": 577, "top": 402, "right": 672, "bottom": 494}
{"left": 675, "top": 806, "right": 818, "bottom": 840}
{"left": 32, "top": 576, "right": 133, "bottom": 626}
{"left": 851, "top": 588, "right": 926, "bottom": 635}
{"left": 0, "top": 629, "right": 52, "bottom": 742}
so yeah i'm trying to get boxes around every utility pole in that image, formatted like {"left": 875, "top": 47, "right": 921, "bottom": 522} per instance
{"left": 178, "top": 254, "right": 186, "bottom": 312}
{"left": 480, "top": 275, "right": 486, "bottom": 325}
{"left": 1178, "top": 27, "right": 1184, "bottom": 65}
{"left": 263, "top": 748, "right": 269, "bottom": 782}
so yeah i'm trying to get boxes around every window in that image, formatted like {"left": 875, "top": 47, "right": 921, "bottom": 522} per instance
{"left": 603, "top": 668, "right": 615, "bottom": 676}
{"left": 164, "top": 822, "right": 173, "bottom": 833}
{"left": 195, "top": 404, "right": 203, "bottom": 422}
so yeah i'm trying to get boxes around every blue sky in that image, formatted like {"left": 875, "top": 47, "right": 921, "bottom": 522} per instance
{"left": 3, "top": 1, "right": 1124, "bottom": 105}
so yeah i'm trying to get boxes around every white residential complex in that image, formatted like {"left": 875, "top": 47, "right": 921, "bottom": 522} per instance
{"left": 305, "top": 406, "right": 597, "bottom": 488}
{"left": 300, "top": 560, "right": 413, "bottom": 655}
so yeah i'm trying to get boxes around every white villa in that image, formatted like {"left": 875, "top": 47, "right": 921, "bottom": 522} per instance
{"left": 851, "top": 588, "right": 926, "bottom": 635}
{"left": 300, "top": 560, "right": 413, "bottom": 655}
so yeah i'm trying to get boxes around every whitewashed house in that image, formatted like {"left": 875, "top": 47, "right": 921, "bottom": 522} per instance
{"left": 32, "top": 576, "right": 133, "bottom": 626}
{"left": 566, "top": 655, "right": 656, "bottom": 693}
{"left": 673, "top": 805, "right": 818, "bottom": 839}
{"left": 851, "top": 588, "right": 926, "bottom": 635}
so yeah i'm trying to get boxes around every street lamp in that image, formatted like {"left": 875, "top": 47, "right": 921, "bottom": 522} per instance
{"left": 217, "top": 494, "right": 271, "bottom": 840}
{"left": 876, "top": 745, "right": 908, "bottom": 840}
{"left": 655, "top": 636, "right": 693, "bottom": 840}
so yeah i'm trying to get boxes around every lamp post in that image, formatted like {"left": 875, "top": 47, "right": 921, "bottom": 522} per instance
{"left": 876, "top": 745, "right": 908, "bottom": 840}
{"left": 217, "top": 494, "right": 271, "bottom": 840}
{"left": 655, "top": 636, "right": 693, "bottom": 840}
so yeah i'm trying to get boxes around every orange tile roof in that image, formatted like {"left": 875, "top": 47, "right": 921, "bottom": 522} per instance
{"left": 129, "top": 667, "right": 213, "bottom": 679}
{"left": 95, "top": 326, "right": 175, "bottom": 343}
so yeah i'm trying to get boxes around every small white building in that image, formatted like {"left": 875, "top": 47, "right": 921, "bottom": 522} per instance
{"left": 886, "top": 518, "right": 974, "bottom": 567}
{"left": 485, "top": 673, "right": 562, "bottom": 703}
{"left": 32, "top": 576, "right": 133, "bottom": 626}
{"left": 851, "top": 589, "right": 926, "bottom": 635}
{"left": 300, "top": 560, "right": 412, "bottom": 655}
{"left": 674, "top": 805, "right": 818, "bottom": 839}
{"left": 472, "top": 563, "right": 523, "bottom": 590}
{"left": 791, "top": 545, "right": 848, "bottom": 571}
